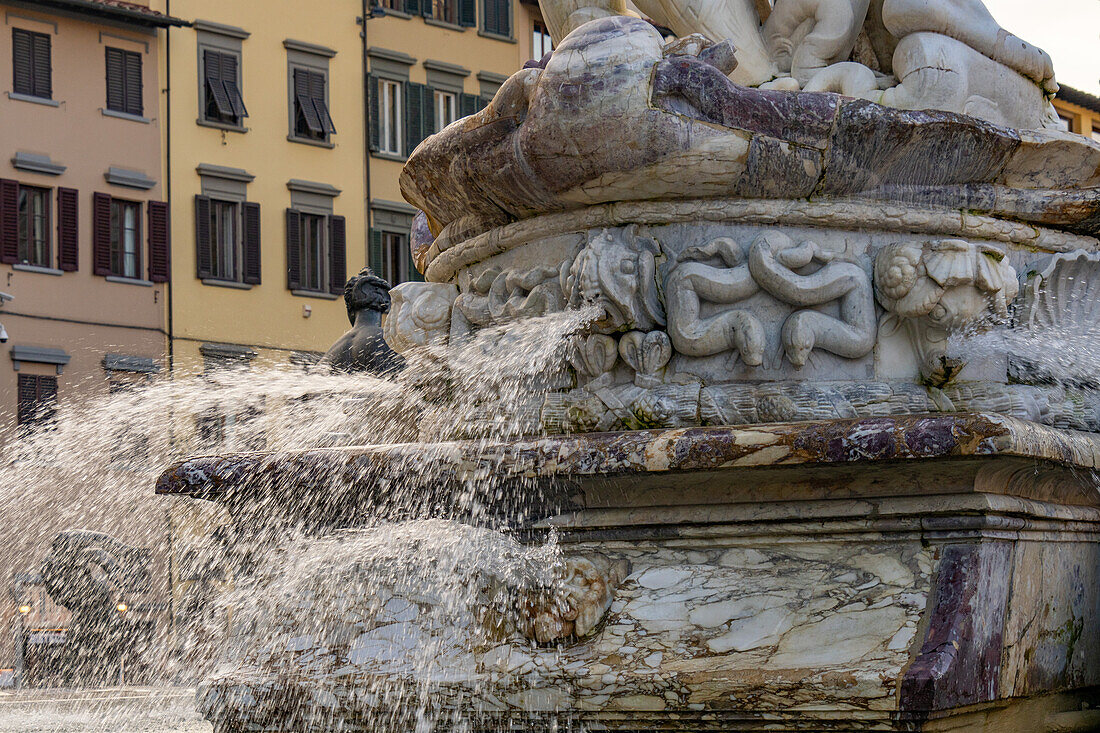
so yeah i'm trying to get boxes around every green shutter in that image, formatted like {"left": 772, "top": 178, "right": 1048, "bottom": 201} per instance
{"left": 458, "top": 0, "right": 476, "bottom": 27}
{"left": 404, "top": 81, "right": 428, "bottom": 156}
{"left": 404, "top": 0, "right": 420, "bottom": 14}
{"left": 368, "top": 75, "right": 380, "bottom": 152}
{"left": 421, "top": 85, "right": 436, "bottom": 140}
{"left": 369, "top": 229, "right": 383, "bottom": 276}
{"left": 459, "top": 93, "right": 479, "bottom": 118}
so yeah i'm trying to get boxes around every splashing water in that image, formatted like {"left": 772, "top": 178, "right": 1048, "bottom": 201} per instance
{"left": 0, "top": 306, "right": 598, "bottom": 731}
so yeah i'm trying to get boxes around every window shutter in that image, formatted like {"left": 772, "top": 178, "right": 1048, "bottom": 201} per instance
{"left": 12, "top": 30, "right": 33, "bottom": 96}
{"left": 220, "top": 52, "right": 247, "bottom": 118}
{"left": 294, "top": 68, "right": 324, "bottom": 134}
{"left": 458, "top": 0, "right": 476, "bottom": 27}
{"left": 92, "top": 193, "right": 113, "bottom": 275}
{"left": 204, "top": 51, "right": 234, "bottom": 117}
{"left": 482, "top": 0, "right": 498, "bottom": 34}
{"left": 0, "top": 179, "right": 19, "bottom": 264}
{"left": 106, "top": 47, "right": 125, "bottom": 111}
{"left": 368, "top": 75, "right": 380, "bottom": 152}
{"left": 242, "top": 201, "right": 261, "bottom": 285}
{"left": 328, "top": 215, "right": 347, "bottom": 295}
{"left": 285, "top": 208, "right": 302, "bottom": 290}
{"left": 194, "top": 195, "right": 212, "bottom": 279}
{"left": 404, "top": 0, "right": 420, "bottom": 15}
{"left": 369, "top": 229, "right": 383, "bottom": 275}
{"left": 124, "top": 51, "right": 143, "bottom": 116}
{"left": 17, "top": 374, "right": 36, "bottom": 425}
{"left": 147, "top": 200, "right": 170, "bottom": 283}
{"left": 421, "top": 85, "right": 435, "bottom": 142}
{"left": 56, "top": 187, "right": 79, "bottom": 271}
{"left": 31, "top": 32, "right": 51, "bottom": 99}
{"left": 405, "top": 82, "right": 426, "bottom": 156}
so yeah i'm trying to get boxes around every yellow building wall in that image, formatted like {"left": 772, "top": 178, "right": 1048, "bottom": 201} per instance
{"left": 163, "top": 0, "right": 368, "bottom": 370}
{"left": 1052, "top": 97, "right": 1100, "bottom": 141}
{"left": 365, "top": 0, "right": 542, "bottom": 227}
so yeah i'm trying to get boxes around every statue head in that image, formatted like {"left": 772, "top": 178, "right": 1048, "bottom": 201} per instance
{"left": 562, "top": 227, "right": 666, "bottom": 334}
{"left": 344, "top": 268, "right": 393, "bottom": 326}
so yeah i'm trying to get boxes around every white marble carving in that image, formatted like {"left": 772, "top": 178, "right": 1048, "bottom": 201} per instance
{"left": 382, "top": 282, "right": 459, "bottom": 354}
{"left": 666, "top": 232, "right": 875, "bottom": 369}
{"left": 517, "top": 554, "right": 632, "bottom": 643}
{"left": 873, "top": 239, "right": 1018, "bottom": 386}
{"left": 452, "top": 265, "right": 563, "bottom": 333}
{"left": 562, "top": 228, "right": 666, "bottom": 335}
{"left": 619, "top": 331, "right": 672, "bottom": 387}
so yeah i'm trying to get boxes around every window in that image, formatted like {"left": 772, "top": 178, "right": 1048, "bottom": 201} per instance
{"left": 1058, "top": 115, "right": 1075, "bottom": 133}
{"left": 210, "top": 200, "right": 239, "bottom": 280}
{"left": 110, "top": 199, "right": 142, "bottom": 279}
{"left": 285, "top": 208, "right": 346, "bottom": 295}
{"left": 292, "top": 68, "right": 336, "bottom": 142}
{"left": 12, "top": 28, "right": 51, "bottom": 100}
{"left": 380, "top": 79, "right": 402, "bottom": 154}
{"left": 533, "top": 21, "right": 553, "bottom": 60}
{"left": 17, "top": 374, "right": 57, "bottom": 426}
{"left": 1092, "top": 124, "right": 1100, "bottom": 143}
{"left": 105, "top": 47, "right": 143, "bottom": 116}
{"left": 298, "top": 213, "right": 326, "bottom": 291}
{"left": 17, "top": 185, "right": 50, "bottom": 267}
{"left": 434, "top": 90, "right": 456, "bottom": 133}
{"left": 482, "top": 0, "right": 511, "bottom": 38}
{"left": 429, "top": 0, "right": 458, "bottom": 24}
{"left": 382, "top": 232, "right": 409, "bottom": 285}
{"left": 203, "top": 50, "right": 247, "bottom": 126}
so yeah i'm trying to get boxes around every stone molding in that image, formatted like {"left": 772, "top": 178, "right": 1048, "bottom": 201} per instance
{"left": 11, "top": 345, "right": 71, "bottom": 374}
{"left": 11, "top": 152, "right": 66, "bottom": 176}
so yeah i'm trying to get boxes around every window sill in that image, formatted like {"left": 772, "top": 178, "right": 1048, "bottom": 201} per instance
{"left": 478, "top": 30, "right": 516, "bottom": 43}
{"left": 13, "top": 264, "right": 63, "bottom": 276}
{"left": 202, "top": 278, "right": 253, "bottom": 290}
{"left": 287, "top": 135, "right": 335, "bottom": 149}
{"left": 291, "top": 289, "right": 338, "bottom": 300}
{"left": 424, "top": 18, "right": 466, "bottom": 31}
{"left": 7, "top": 92, "right": 60, "bottom": 107}
{"left": 197, "top": 118, "right": 248, "bottom": 133}
{"left": 379, "top": 8, "right": 412, "bottom": 18}
{"left": 371, "top": 151, "right": 407, "bottom": 162}
{"left": 101, "top": 108, "right": 151, "bottom": 124}
{"left": 105, "top": 275, "right": 153, "bottom": 287}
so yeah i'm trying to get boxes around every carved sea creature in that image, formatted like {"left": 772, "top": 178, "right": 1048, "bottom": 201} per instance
{"left": 748, "top": 232, "right": 876, "bottom": 367}
{"left": 665, "top": 237, "right": 766, "bottom": 367}
{"left": 562, "top": 227, "right": 666, "bottom": 334}
{"left": 518, "top": 554, "right": 631, "bottom": 643}
{"left": 874, "top": 239, "right": 1018, "bottom": 386}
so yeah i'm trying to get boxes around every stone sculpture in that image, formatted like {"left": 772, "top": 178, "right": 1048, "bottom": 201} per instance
{"left": 382, "top": 281, "right": 459, "bottom": 354}
{"left": 517, "top": 554, "right": 631, "bottom": 643}
{"left": 321, "top": 268, "right": 403, "bottom": 375}
{"left": 39, "top": 530, "right": 157, "bottom": 685}
{"left": 874, "top": 239, "right": 1017, "bottom": 385}
{"left": 536, "top": 0, "right": 1058, "bottom": 128}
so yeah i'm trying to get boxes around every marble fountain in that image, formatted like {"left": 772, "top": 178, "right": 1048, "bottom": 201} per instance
{"left": 159, "top": 0, "right": 1100, "bottom": 730}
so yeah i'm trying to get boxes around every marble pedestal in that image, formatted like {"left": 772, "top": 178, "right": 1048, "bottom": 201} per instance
{"left": 161, "top": 414, "right": 1100, "bottom": 732}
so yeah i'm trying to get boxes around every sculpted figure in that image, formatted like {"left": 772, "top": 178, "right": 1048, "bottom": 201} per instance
{"left": 874, "top": 239, "right": 1018, "bottom": 386}
{"left": 382, "top": 281, "right": 459, "bottom": 354}
{"left": 321, "top": 268, "right": 403, "bottom": 375}
{"left": 562, "top": 228, "right": 666, "bottom": 335}
{"left": 453, "top": 265, "right": 563, "bottom": 332}
{"left": 518, "top": 554, "right": 631, "bottom": 643}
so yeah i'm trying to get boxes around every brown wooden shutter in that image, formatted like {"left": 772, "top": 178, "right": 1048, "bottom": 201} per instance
{"left": 147, "top": 200, "right": 169, "bottom": 282}
{"left": 368, "top": 75, "right": 380, "bottom": 152}
{"left": 328, "top": 214, "right": 346, "bottom": 295}
{"left": 92, "top": 192, "right": 113, "bottom": 275}
{"left": 17, "top": 374, "right": 36, "bottom": 425}
{"left": 0, "top": 179, "right": 19, "bottom": 264}
{"left": 105, "top": 47, "right": 124, "bottom": 111}
{"left": 194, "top": 195, "right": 212, "bottom": 279}
{"left": 56, "top": 187, "right": 79, "bottom": 271}
{"left": 242, "top": 201, "right": 261, "bottom": 285}
{"left": 12, "top": 29, "right": 33, "bottom": 96}
{"left": 31, "top": 32, "right": 51, "bottom": 98}
{"left": 124, "top": 50, "right": 143, "bottom": 116}
{"left": 285, "top": 208, "right": 301, "bottom": 290}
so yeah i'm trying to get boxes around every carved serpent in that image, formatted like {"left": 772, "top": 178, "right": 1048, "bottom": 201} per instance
{"left": 748, "top": 232, "right": 876, "bottom": 367}
{"left": 665, "top": 237, "right": 767, "bottom": 366}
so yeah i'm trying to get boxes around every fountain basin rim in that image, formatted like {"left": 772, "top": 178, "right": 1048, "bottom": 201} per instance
{"left": 156, "top": 412, "right": 1100, "bottom": 502}
{"left": 422, "top": 197, "right": 1100, "bottom": 282}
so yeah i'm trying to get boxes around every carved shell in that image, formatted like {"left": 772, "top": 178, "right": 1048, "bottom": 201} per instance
{"left": 923, "top": 239, "right": 976, "bottom": 288}
{"left": 619, "top": 330, "right": 672, "bottom": 377}
{"left": 570, "top": 334, "right": 618, "bottom": 379}
{"left": 1018, "top": 250, "right": 1100, "bottom": 332}
{"left": 873, "top": 242, "right": 923, "bottom": 304}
